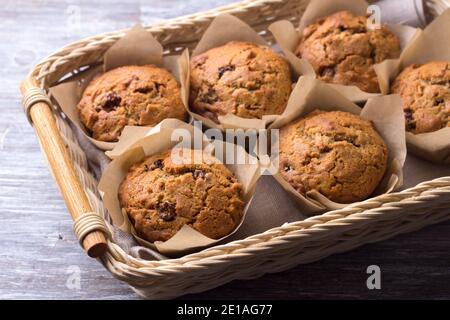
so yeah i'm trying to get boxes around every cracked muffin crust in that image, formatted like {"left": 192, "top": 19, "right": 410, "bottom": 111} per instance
{"left": 391, "top": 61, "right": 450, "bottom": 134}
{"left": 295, "top": 10, "right": 401, "bottom": 93}
{"left": 189, "top": 41, "right": 292, "bottom": 123}
{"left": 77, "top": 65, "right": 187, "bottom": 142}
{"left": 279, "top": 110, "right": 388, "bottom": 203}
{"left": 118, "top": 149, "right": 245, "bottom": 242}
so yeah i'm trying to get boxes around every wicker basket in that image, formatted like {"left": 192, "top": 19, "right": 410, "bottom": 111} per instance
{"left": 20, "top": 0, "right": 450, "bottom": 299}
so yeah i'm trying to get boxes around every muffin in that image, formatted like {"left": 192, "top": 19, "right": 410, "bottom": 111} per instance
{"left": 295, "top": 10, "right": 401, "bottom": 93}
{"left": 118, "top": 149, "right": 245, "bottom": 242}
{"left": 190, "top": 41, "right": 292, "bottom": 123}
{"left": 278, "top": 110, "right": 388, "bottom": 203}
{"left": 77, "top": 65, "right": 187, "bottom": 142}
{"left": 391, "top": 61, "right": 450, "bottom": 134}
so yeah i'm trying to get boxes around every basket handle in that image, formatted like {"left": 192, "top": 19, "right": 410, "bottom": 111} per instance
{"left": 20, "top": 76, "right": 108, "bottom": 258}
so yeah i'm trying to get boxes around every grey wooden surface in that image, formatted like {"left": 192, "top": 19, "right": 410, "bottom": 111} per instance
{"left": 1, "top": 0, "right": 450, "bottom": 300}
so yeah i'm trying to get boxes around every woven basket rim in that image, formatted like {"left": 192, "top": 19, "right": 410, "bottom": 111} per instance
{"left": 104, "top": 175, "right": 450, "bottom": 271}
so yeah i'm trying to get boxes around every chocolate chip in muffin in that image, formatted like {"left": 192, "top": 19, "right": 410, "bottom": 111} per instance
{"left": 435, "top": 98, "right": 444, "bottom": 105}
{"left": 320, "top": 146, "right": 332, "bottom": 153}
{"left": 370, "top": 47, "right": 378, "bottom": 61}
{"left": 200, "top": 87, "right": 218, "bottom": 104}
{"left": 192, "top": 169, "right": 206, "bottom": 179}
{"left": 134, "top": 86, "right": 152, "bottom": 94}
{"left": 100, "top": 92, "right": 122, "bottom": 112}
{"left": 404, "top": 108, "right": 414, "bottom": 121}
{"left": 406, "top": 121, "right": 417, "bottom": 131}
{"left": 218, "top": 64, "right": 236, "bottom": 79}
{"left": 404, "top": 108, "right": 417, "bottom": 131}
{"left": 152, "top": 159, "right": 164, "bottom": 170}
{"left": 320, "top": 67, "right": 335, "bottom": 78}
{"left": 157, "top": 202, "right": 177, "bottom": 221}
{"left": 154, "top": 82, "right": 162, "bottom": 94}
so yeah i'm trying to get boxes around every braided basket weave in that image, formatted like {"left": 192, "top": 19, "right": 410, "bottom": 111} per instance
{"left": 20, "top": 0, "right": 450, "bottom": 299}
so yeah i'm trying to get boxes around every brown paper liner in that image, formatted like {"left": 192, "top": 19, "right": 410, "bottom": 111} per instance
{"left": 98, "top": 119, "right": 260, "bottom": 255}
{"left": 374, "top": 9, "right": 450, "bottom": 164}
{"left": 269, "top": 76, "right": 407, "bottom": 215}
{"left": 179, "top": 14, "right": 300, "bottom": 131}
{"left": 268, "top": 0, "right": 419, "bottom": 102}
{"left": 49, "top": 25, "right": 190, "bottom": 151}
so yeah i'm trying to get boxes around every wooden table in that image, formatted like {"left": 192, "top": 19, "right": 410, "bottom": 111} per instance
{"left": 1, "top": 0, "right": 449, "bottom": 299}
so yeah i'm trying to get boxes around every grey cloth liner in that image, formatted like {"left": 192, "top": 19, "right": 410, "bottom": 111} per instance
{"left": 376, "top": 0, "right": 427, "bottom": 27}
{"left": 71, "top": 0, "right": 429, "bottom": 260}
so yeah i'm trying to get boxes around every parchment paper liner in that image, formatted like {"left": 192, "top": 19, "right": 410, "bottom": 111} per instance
{"left": 268, "top": 0, "right": 419, "bottom": 102}
{"left": 98, "top": 119, "right": 260, "bottom": 255}
{"left": 374, "top": 9, "right": 450, "bottom": 164}
{"left": 49, "top": 25, "right": 190, "bottom": 151}
{"left": 179, "top": 14, "right": 298, "bottom": 131}
{"left": 268, "top": 76, "right": 407, "bottom": 215}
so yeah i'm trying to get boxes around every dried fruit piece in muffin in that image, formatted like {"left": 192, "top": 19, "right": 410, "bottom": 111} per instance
{"left": 391, "top": 61, "right": 450, "bottom": 134}
{"left": 119, "top": 149, "right": 245, "bottom": 242}
{"left": 77, "top": 65, "right": 187, "bottom": 142}
{"left": 295, "top": 10, "right": 401, "bottom": 93}
{"left": 190, "top": 41, "right": 292, "bottom": 123}
{"left": 279, "top": 110, "right": 388, "bottom": 203}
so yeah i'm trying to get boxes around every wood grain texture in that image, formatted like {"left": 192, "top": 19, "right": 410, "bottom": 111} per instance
{"left": 21, "top": 78, "right": 107, "bottom": 258}
{"left": 1, "top": 0, "right": 450, "bottom": 300}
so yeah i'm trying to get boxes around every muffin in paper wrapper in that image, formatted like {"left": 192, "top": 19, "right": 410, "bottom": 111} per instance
{"left": 179, "top": 14, "right": 303, "bottom": 131}
{"left": 98, "top": 119, "right": 260, "bottom": 255}
{"left": 268, "top": 0, "right": 419, "bottom": 102}
{"left": 267, "top": 76, "right": 407, "bottom": 215}
{"left": 374, "top": 9, "right": 450, "bottom": 164}
{"left": 49, "top": 25, "right": 191, "bottom": 151}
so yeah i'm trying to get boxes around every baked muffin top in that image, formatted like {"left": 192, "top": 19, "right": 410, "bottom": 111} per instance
{"left": 295, "top": 10, "right": 401, "bottom": 93}
{"left": 279, "top": 110, "right": 388, "bottom": 203}
{"left": 190, "top": 41, "right": 292, "bottom": 123}
{"left": 119, "top": 149, "right": 245, "bottom": 242}
{"left": 78, "top": 65, "right": 187, "bottom": 142}
{"left": 391, "top": 61, "right": 450, "bottom": 134}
